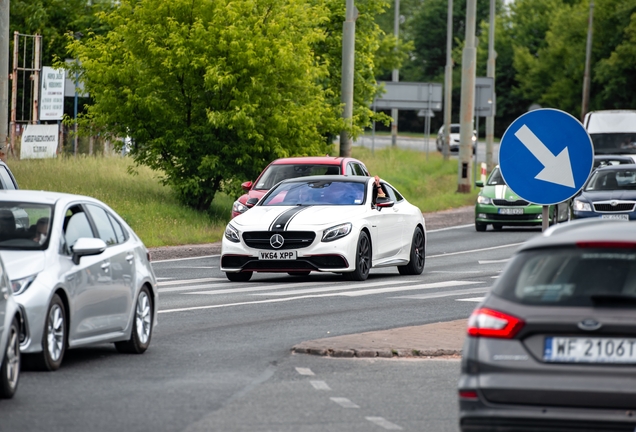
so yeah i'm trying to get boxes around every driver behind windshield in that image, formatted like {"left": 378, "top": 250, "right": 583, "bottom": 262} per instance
{"left": 32, "top": 217, "right": 49, "bottom": 245}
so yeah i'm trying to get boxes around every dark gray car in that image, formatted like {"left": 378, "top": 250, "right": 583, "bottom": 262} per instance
{"left": 459, "top": 219, "right": 636, "bottom": 432}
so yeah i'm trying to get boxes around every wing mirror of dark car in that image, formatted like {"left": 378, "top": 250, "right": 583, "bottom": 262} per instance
{"left": 475, "top": 181, "right": 484, "bottom": 188}
{"left": 241, "top": 181, "right": 253, "bottom": 192}
{"left": 71, "top": 237, "right": 107, "bottom": 265}
{"left": 246, "top": 197, "right": 259, "bottom": 208}
{"left": 375, "top": 197, "right": 395, "bottom": 209}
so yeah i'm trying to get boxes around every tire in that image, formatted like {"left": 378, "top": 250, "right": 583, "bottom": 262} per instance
{"left": 475, "top": 222, "right": 487, "bottom": 232}
{"left": 115, "top": 286, "right": 153, "bottom": 354}
{"left": 0, "top": 317, "right": 20, "bottom": 398}
{"left": 492, "top": 223, "right": 503, "bottom": 231}
{"left": 288, "top": 271, "right": 310, "bottom": 276}
{"left": 34, "top": 294, "right": 66, "bottom": 371}
{"left": 226, "top": 271, "right": 253, "bottom": 282}
{"left": 343, "top": 231, "right": 371, "bottom": 281}
{"left": 398, "top": 227, "right": 425, "bottom": 275}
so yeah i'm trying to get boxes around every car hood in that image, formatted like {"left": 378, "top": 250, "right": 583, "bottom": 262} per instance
{"left": 578, "top": 190, "right": 636, "bottom": 201}
{"left": 232, "top": 205, "right": 366, "bottom": 229}
{"left": 0, "top": 250, "right": 46, "bottom": 281}
{"left": 480, "top": 184, "right": 523, "bottom": 201}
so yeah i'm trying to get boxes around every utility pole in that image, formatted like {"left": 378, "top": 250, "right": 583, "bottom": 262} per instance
{"left": 32, "top": 35, "right": 41, "bottom": 124}
{"left": 581, "top": 0, "right": 594, "bottom": 122}
{"left": 391, "top": 0, "right": 400, "bottom": 147}
{"left": 339, "top": 0, "right": 357, "bottom": 157}
{"left": 0, "top": 0, "right": 8, "bottom": 161}
{"left": 442, "top": 0, "right": 453, "bottom": 161}
{"left": 485, "top": 0, "right": 496, "bottom": 171}
{"left": 457, "top": 0, "right": 477, "bottom": 193}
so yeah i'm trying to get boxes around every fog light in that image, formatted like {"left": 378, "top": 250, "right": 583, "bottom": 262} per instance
{"left": 478, "top": 213, "right": 486, "bottom": 218}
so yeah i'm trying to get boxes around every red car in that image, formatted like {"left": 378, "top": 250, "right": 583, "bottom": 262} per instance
{"left": 231, "top": 156, "right": 370, "bottom": 218}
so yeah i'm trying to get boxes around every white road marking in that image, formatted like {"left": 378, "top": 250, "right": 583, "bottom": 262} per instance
{"left": 181, "top": 281, "right": 327, "bottom": 295}
{"left": 429, "top": 270, "right": 482, "bottom": 274}
{"left": 427, "top": 223, "right": 473, "bottom": 233}
{"left": 250, "top": 279, "right": 452, "bottom": 297}
{"left": 157, "top": 277, "right": 226, "bottom": 286}
{"left": 338, "top": 280, "right": 483, "bottom": 297}
{"left": 479, "top": 258, "right": 509, "bottom": 264}
{"left": 392, "top": 287, "right": 489, "bottom": 300}
{"left": 365, "top": 416, "right": 403, "bottom": 430}
{"left": 456, "top": 296, "right": 485, "bottom": 302}
{"left": 330, "top": 397, "right": 359, "bottom": 408}
{"left": 310, "top": 380, "right": 331, "bottom": 390}
{"left": 184, "top": 266, "right": 217, "bottom": 269}
{"left": 159, "top": 283, "right": 486, "bottom": 314}
{"left": 295, "top": 367, "right": 314, "bottom": 376}
{"left": 151, "top": 254, "right": 220, "bottom": 264}
{"left": 491, "top": 276, "right": 499, "bottom": 279}
{"left": 428, "top": 242, "right": 523, "bottom": 258}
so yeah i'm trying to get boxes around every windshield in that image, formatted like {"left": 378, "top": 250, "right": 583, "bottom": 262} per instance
{"left": 493, "top": 248, "right": 636, "bottom": 307}
{"left": 487, "top": 168, "right": 506, "bottom": 186}
{"left": 261, "top": 180, "right": 366, "bottom": 206}
{"left": 584, "top": 169, "right": 636, "bottom": 191}
{"left": 254, "top": 164, "right": 341, "bottom": 190}
{"left": 591, "top": 133, "right": 636, "bottom": 154}
{"left": 450, "top": 126, "right": 460, "bottom": 134}
{"left": 0, "top": 202, "right": 53, "bottom": 250}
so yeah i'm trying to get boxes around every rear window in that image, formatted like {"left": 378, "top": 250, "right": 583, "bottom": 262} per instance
{"left": 255, "top": 164, "right": 341, "bottom": 190}
{"left": 493, "top": 248, "right": 636, "bottom": 307}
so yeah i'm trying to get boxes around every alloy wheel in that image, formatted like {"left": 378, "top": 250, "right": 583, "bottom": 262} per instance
{"left": 358, "top": 235, "right": 371, "bottom": 275}
{"left": 5, "top": 325, "right": 19, "bottom": 390}
{"left": 135, "top": 291, "right": 151, "bottom": 345}
{"left": 414, "top": 229, "right": 424, "bottom": 269}
{"left": 47, "top": 304, "right": 65, "bottom": 362}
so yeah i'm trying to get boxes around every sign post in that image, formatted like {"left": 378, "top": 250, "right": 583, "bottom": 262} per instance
{"left": 499, "top": 109, "right": 594, "bottom": 231}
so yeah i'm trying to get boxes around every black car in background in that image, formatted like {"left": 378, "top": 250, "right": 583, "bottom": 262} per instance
{"left": 459, "top": 219, "right": 636, "bottom": 432}
{"left": 572, "top": 164, "right": 636, "bottom": 221}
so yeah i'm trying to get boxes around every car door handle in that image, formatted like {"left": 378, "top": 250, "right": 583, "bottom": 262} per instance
{"left": 101, "top": 262, "right": 111, "bottom": 271}
{"left": 125, "top": 254, "right": 134, "bottom": 263}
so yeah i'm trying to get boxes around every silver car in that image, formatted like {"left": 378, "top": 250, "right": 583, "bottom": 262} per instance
{"left": 0, "top": 253, "right": 20, "bottom": 398}
{"left": 0, "top": 190, "right": 157, "bottom": 371}
{"left": 459, "top": 219, "right": 636, "bottom": 431}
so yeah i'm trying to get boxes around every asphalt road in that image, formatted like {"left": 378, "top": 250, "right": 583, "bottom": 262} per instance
{"left": 2, "top": 224, "right": 541, "bottom": 432}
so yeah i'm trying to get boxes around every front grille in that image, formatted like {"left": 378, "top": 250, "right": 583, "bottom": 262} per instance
{"left": 492, "top": 199, "right": 529, "bottom": 206}
{"left": 593, "top": 202, "right": 635, "bottom": 212}
{"left": 486, "top": 214, "right": 539, "bottom": 221}
{"left": 242, "top": 231, "right": 316, "bottom": 250}
{"left": 221, "top": 254, "right": 348, "bottom": 271}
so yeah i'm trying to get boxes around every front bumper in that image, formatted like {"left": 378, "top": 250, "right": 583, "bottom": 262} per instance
{"left": 221, "top": 234, "right": 357, "bottom": 273}
{"left": 475, "top": 203, "right": 543, "bottom": 226}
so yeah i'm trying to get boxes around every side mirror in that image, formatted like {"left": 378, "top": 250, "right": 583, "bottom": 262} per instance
{"left": 72, "top": 238, "right": 107, "bottom": 265}
{"left": 376, "top": 197, "right": 395, "bottom": 209}
{"left": 241, "top": 181, "right": 253, "bottom": 192}
{"left": 246, "top": 197, "right": 259, "bottom": 208}
{"left": 475, "top": 181, "right": 484, "bottom": 188}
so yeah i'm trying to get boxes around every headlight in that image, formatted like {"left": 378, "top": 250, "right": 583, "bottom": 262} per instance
{"left": 11, "top": 274, "right": 37, "bottom": 295}
{"left": 477, "top": 195, "right": 492, "bottom": 205}
{"left": 472, "top": 135, "right": 477, "bottom": 142}
{"left": 573, "top": 199, "right": 591, "bottom": 211}
{"left": 224, "top": 224, "right": 240, "bottom": 243}
{"left": 232, "top": 200, "right": 248, "bottom": 214}
{"left": 322, "top": 223, "right": 352, "bottom": 242}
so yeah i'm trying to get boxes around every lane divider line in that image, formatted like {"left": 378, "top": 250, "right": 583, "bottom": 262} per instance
{"left": 330, "top": 397, "right": 360, "bottom": 408}
{"left": 365, "top": 416, "right": 403, "bottom": 430}
{"left": 157, "top": 277, "right": 226, "bottom": 286}
{"left": 310, "top": 380, "right": 331, "bottom": 391}
{"left": 427, "top": 242, "right": 523, "bottom": 258}
{"left": 427, "top": 223, "right": 473, "bottom": 233}
{"left": 151, "top": 254, "right": 220, "bottom": 264}
{"left": 295, "top": 367, "right": 315, "bottom": 376}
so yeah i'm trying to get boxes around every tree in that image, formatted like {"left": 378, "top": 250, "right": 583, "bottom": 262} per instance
{"left": 69, "top": 0, "right": 341, "bottom": 210}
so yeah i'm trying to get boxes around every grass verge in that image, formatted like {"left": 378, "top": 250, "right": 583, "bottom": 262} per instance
{"left": 7, "top": 156, "right": 231, "bottom": 248}
{"left": 8, "top": 148, "right": 476, "bottom": 247}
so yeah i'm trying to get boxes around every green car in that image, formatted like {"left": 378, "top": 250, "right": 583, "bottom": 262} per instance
{"left": 474, "top": 166, "right": 570, "bottom": 231}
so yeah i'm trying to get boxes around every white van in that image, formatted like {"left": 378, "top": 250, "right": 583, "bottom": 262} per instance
{"left": 583, "top": 110, "right": 636, "bottom": 162}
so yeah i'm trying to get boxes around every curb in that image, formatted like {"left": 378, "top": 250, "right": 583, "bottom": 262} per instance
{"left": 291, "top": 346, "right": 461, "bottom": 359}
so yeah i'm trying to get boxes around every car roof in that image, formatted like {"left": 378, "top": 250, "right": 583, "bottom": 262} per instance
{"left": 0, "top": 189, "right": 103, "bottom": 205}
{"left": 271, "top": 156, "right": 360, "bottom": 165}
{"left": 278, "top": 175, "right": 370, "bottom": 184}
{"left": 520, "top": 219, "right": 636, "bottom": 252}
{"left": 593, "top": 163, "right": 636, "bottom": 172}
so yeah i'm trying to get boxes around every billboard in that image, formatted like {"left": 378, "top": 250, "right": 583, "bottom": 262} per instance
{"left": 40, "top": 66, "right": 65, "bottom": 120}
{"left": 20, "top": 124, "right": 59, "bottom": 159}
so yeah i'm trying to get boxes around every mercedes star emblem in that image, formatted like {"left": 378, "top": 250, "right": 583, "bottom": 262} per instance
{"left": 270, "top": 234, "right": 284, "bottom": 249}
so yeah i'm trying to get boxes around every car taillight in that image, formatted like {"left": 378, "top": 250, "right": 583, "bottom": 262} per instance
{"left": 576, "top": 241, "right": 636, "bottom": 249}
{"left": 467, "top": 308, "right": 524, "bottom": 339}
{"left": 458, "top": 390, "right": 479, "bottom": 400}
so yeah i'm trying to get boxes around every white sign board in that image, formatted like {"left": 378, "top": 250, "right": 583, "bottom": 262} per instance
{"left": 20, "top": 124, "right": 59, "bottom": 159}
{"left": 374, "top": 82, "right": 443, "bottom": 111}
{"left": 64, "top": 59, "right": 89, "bottom": 97}
{"left": 40, "top": 66, "right": 65, "bottom": 120}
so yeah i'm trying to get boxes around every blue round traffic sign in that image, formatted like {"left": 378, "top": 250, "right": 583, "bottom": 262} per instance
{"left": 499, "top": 108, "right": 594, "bottom": 205}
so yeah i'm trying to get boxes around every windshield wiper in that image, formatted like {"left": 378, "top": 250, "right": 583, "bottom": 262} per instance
{"left": 590, "top": 293, "right": 636, "bottom": 306}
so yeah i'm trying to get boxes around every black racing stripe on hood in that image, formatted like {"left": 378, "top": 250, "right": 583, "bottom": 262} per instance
{"left": 269, "top": 206, "right": 311, "bottom": 232}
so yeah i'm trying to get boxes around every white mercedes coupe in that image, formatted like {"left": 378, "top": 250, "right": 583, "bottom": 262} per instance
{"left": 221, "top": 176, "right": 426, "bottom": 282}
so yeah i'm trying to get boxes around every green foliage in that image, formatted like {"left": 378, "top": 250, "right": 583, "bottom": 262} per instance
{"left": 7, "top": 156, "right": 231, "bottom": 248}
{"left": 69, "top": 0, "right": 337, "bottom": 211}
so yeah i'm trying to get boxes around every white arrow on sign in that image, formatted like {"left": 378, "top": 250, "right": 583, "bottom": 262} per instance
{"left": 514, "top": 124, "right": 575, "bottom": 188}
